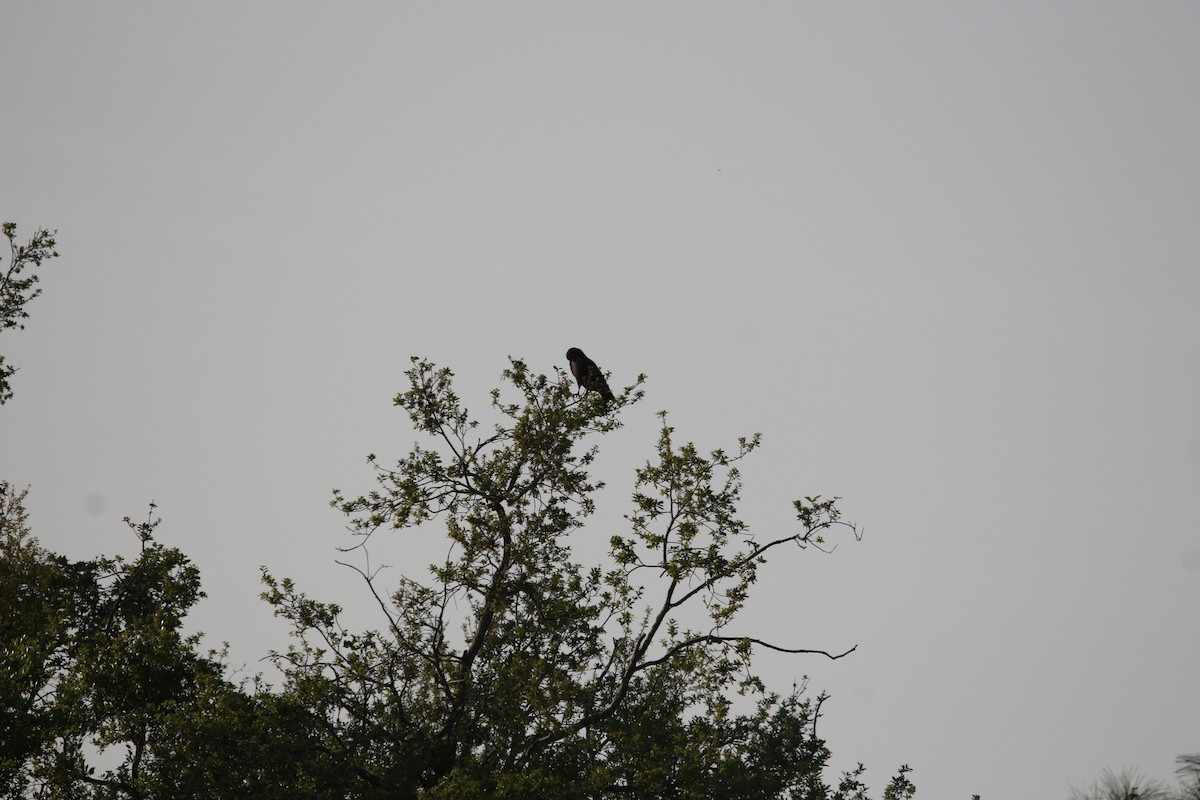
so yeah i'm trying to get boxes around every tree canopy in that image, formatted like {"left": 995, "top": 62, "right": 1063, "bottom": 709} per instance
{"left": 2, "top": 221, "right": 932, "bottom": 798}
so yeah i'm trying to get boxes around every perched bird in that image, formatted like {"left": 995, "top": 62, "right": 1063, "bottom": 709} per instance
{"left": 566, "top": 347, "right": 614, "bottom": 401}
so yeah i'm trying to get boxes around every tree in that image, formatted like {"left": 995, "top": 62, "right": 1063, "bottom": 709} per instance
{"left": 1177, "top": 755, "right": 1200, "bottom": 800}
{"left": 0, "top": 222, "right": 59, "bottom": 404}
{"left": 1, "top": 492, "right": 355, "bottom": 799}
{"left": 1068, "top": 768, "right": 1172, "bottom": 800}
{"left": 2, "top": 352, "right": 925, "bottom": 798}
{"left": 0, "top": 495, "right": 215, "bottom": 797}
{"left": 1069, "top": 757, "right": 1200, "bottom": 800}
{"left": 266, "top": 356, "right": 871, "bottom": 798}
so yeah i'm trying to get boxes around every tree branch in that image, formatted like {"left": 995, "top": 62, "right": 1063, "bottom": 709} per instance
{"left": 638, "top": 636, "right": 857, "bottom": 672}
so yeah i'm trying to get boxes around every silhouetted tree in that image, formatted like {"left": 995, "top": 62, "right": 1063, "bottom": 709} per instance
{"left": 1177, "top": 755, "right": 1200, "bottom": 800}
{"left": 1069, "top": 757, "right": 1200, "bottom": 800}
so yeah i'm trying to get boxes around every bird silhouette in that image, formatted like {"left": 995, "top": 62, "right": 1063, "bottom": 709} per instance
{"left": 565, "top": 347, "right": 614, "bottom": 401}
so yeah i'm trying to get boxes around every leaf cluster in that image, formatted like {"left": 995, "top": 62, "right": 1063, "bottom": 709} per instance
{"left": 1, "top": 492, "right": 216, "bottom": 797}
{"left": 0, "top": 222, "right": 59, "bottom": 404}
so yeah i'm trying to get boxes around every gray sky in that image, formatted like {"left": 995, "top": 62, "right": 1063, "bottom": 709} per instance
{"left": 4, "top": 3, "right": 1198, "bottom": 797}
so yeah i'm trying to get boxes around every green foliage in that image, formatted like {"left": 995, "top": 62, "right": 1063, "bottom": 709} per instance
{"left": 0, "top": 491, "right": 355, "bottom": 799}
{"left": 0, "top": 222, "right": 59, "bottom": 404}
{"left": 283, "top": 357, "right": 869, "bottom": 797}
{"left": 2, "top": 355, "right": 926, "bottom": 798}
{"left": 1, "top": 492, "right": 217, "bottom": 797}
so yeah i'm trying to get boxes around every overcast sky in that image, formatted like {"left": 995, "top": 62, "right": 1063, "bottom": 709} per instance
{"left": 3, "top": 3, "right": 1198, "bottom": 797}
